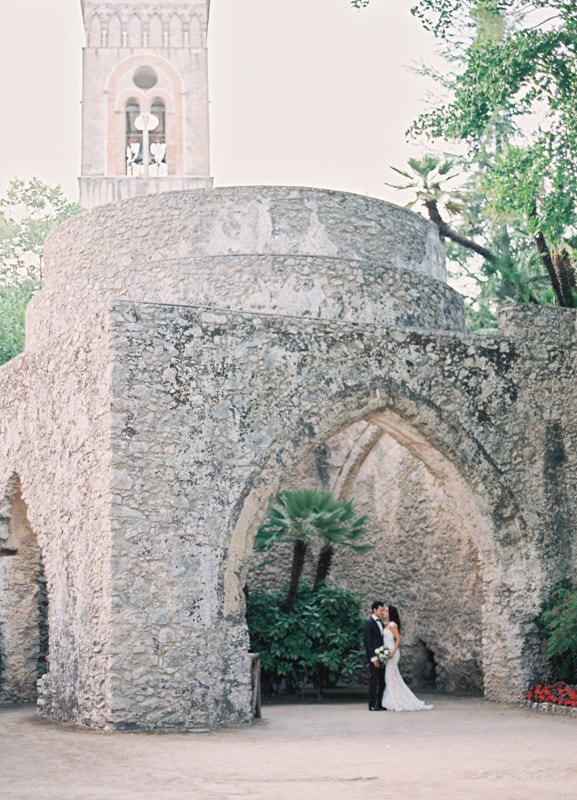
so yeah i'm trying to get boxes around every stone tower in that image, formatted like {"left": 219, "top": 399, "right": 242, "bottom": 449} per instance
{"left": 78, "top": 0, "right": 212, "bottom": 209}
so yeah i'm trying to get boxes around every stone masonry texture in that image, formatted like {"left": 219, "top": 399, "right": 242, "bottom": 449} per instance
{"left": 0, "top": 186, "right": 576, "bottom": 729}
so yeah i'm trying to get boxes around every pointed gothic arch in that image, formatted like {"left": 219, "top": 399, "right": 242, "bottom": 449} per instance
{"left": 0, "top": 474, "right": 48, "bottom": 703}
{"left": 108, "top": 14, "right": 122, "bottom": 47}
{"left": 169, "top": 13, "right": 184, "bottom": 47}
{"left": 88, "top": 13, "right": 101, "bottom": 47}
{"left": 189, "top": 15, "right": 202, "bottom": 48}
{"left": 127, "top": 14, "right": 142, "bottom": 47}
{"left": 220, "top": 355, "right": 530, "bottom": 703}
{"left": 245, "top": 413, "right": 491, "bottom": 694}
{"left": 148, "top": 14, "right": 163, "bottom": 47}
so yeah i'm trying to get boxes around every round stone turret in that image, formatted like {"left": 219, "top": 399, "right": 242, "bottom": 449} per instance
{"left": 28, "top": 187, "right": 464, "bottom": 350}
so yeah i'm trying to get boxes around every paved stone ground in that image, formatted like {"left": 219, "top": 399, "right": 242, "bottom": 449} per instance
{"left": 1, "top": 695, "right": 576, "bottom": 800}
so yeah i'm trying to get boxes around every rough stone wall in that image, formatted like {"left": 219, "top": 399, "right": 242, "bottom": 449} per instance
{"left": 107, "top": 304, "right": 253, "bottom": 729}
{"left": 0, "top": 314, "right": 114, "bottom": 726}
{"left": 0, "top": 187, "right": 575, "bottom": 729}
{"left": 108, "top": 298, "right": 576, "bottom": 709}
{"left": 40, "top": 187, "right": 447, "bottom": 284}
{"left": 29, "top": 255, "right": 462, "bottom": 349}
{"left": 497, "top": 305, "right": 577, "bottom": 585}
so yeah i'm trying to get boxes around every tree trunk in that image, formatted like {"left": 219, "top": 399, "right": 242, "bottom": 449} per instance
{"left": 552, "top": 250, "right": 576, "bottom": 308}
{"left": 532, "top": 229, "right": 567, "bottom": 306}
{"left": 313, "top": 544, "right": 334, "bottom": 592}
{"left": 282, "top": 538, "right": 307, "bottom": 613}
{"left": 423, "top": 198, "right": 496, "bottom": 262}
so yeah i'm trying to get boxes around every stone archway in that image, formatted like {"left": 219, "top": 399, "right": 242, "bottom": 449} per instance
{"left": 1, "top": 187, "right": 574, "bottom": 729}
{"left": 227, "top": 388, "right": 524, "bottom": 706}
{"left": 0, "top": 475, "right": 48, "bottom": 703}
{"left": 246, "top": 413, "right": 488, "bottom": 696}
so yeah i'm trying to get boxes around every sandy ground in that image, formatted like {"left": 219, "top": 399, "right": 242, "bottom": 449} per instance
{"left": 1, "top": 695, "right": 576, "bottom": 800}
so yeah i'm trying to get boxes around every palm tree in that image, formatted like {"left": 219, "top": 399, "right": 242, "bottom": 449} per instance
{"left": 254, "top": 489, "right": 371, "bottom": 612}
{"left": 312, "top": 494, "right": 371, "bottom": 591}
{"left": 388, "top": 155, "right": 496, "bottom": 262}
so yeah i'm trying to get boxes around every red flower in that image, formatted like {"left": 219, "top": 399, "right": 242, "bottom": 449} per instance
{"left": 526, "top": 681, "right": 577, "bottom": 708}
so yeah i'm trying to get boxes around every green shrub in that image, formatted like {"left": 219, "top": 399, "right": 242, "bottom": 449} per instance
{"left": 0, "top": 279, "right": 38, "bottom": 365}
{"left": 538, "top": 581, "right": 577, "bottom": 683}
{"left": 246, "top": 582, "right": 364, "bottom": 693}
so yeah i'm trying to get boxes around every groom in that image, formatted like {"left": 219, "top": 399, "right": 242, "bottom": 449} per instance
{"left": 364, "top": 600, "right": 386, "bottom": 711}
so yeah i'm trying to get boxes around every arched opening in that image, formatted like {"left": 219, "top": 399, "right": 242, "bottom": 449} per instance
{"left": 149, "top": 14, "right": 163, "bottom": 47}
{"left": 238, "top": 411, "right": 499, "bottom": 701}
{"left": 0, "top": 475, "right": 48, "bottom": 703}
{"left": 124, "top": 95, "right": 167, "bottom": 178}
{"left": 412, "top": 639, "right": 438, "bottom": 690}
{"left": 107, "top": 56, "right": 185, "bottom": 177}
{"left": 108, "top": 14, "right": 122, "bottom": 48}
{"left": 127, "top": 14, "right": 142, "bottom": 48}
{"left": 125, "top": 99, "right": 142, "bottom": 175}
{"left": 149, "top": 99, "right": 167, "bottom": 176}
{"left": 169, "top": 14, "right": 184, "bottom": 47}
{"left": 88, "top": 14, "right": 101, "bottom": 48}
{"left": 189, "top": 15, "right": 203, "bottom": 47}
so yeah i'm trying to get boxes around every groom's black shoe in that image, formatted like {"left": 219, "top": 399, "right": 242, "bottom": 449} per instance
{"left": 368, "top": 705, "right": 382, "bottom": 711}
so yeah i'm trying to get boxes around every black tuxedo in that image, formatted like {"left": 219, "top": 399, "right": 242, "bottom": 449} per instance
{"left": 364, "top": 615, "right": 385, "bottom": 709}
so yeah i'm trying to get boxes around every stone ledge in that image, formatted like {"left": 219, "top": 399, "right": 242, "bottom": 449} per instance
{"left": 43, "top": 185, "right": 446, "bottom": 282}
{"left": 521, "top": 699, "right": 577, "bottom": 716}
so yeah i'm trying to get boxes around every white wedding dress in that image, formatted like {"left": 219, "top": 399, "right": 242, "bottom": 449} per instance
{"left": 381, "top": 623, "right": 433, "bottom": 712}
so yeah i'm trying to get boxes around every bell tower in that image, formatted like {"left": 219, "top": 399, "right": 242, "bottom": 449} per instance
{"left": 79, "top": 0, "right": 212, "bottom": 209}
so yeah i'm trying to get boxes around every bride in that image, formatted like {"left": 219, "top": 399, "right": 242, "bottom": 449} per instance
{"left": 381, "top": 604, "right": 433, "bottom": 712}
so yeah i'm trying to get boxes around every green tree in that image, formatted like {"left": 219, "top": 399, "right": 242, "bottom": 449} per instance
{"left": 352, "top": 0, "right": 577, "bottom": 313}
{"left": 246, "top": 583, "right": 365, "bottom": 694}
{"left": 0, "top": 280, "right": 37, "bottom": 364}
{"left": 254, "top": 488, "right": 370, "bottom": 612}
{"left": 0, "top": 178, "right": 82, "bottom": 365}
{"left": 312, "top": 496, "right": 370, "bottom": 591}
{"left": 538, "top": 581, "right": 577, "bottom": 683}
{"left": 388, "top": 153, "right": 552, "bottom": 328}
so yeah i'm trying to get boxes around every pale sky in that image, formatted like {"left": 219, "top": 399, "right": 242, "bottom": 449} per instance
{"left": 0, "top": 0, "right": 440, "bottom": 205}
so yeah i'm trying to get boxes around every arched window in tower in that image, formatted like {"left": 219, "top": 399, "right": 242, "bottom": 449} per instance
{"left": 125, "top": 99, "right": 143, "bottom": 176}
{"left": 88, "top": 14, "right": 101, "bottom": 47}
{"left": 128, "top": 14, "right": 142, "bottom": 47}
{"left": 149, "top": 14, "right": 163, "bottom": 47}
{"left": 169, "top": 14, "right": 184, "bottom": 47}
{"left": 108, "top": 14, "right": 122, "bottom": 47}
{"left": 125, "top": 95, "right": 167, "bottom": 178}
{"left": 149, "top": 100, "right": 167, "bottom": 176}
{"left": 189, "top": 15, "right": 202, "bottom": 47}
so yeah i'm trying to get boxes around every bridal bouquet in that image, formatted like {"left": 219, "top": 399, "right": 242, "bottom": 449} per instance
{"left": 374, "top": 646, "right": 391, "bottom": 665}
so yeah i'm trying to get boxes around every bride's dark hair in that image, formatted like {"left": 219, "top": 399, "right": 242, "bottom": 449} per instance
{"left": 387, "top": 604, "right": 402, "bottom": 633}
